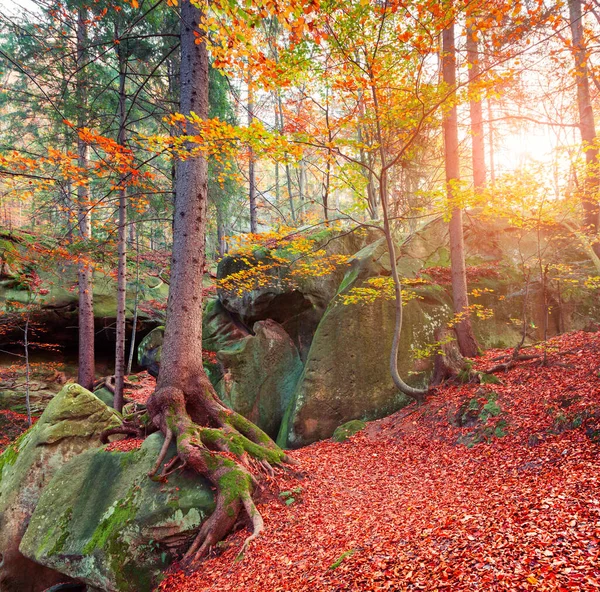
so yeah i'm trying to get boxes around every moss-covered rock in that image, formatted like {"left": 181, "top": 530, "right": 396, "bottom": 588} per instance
{"left": 20, "top": 433, "right": 215, "bottom": 592}
{"left": 0, "top": 256, "right": 168, "bottom": 349}
{"left": 0, "top": 385, "right": 55, "bottom": 415}
{"left": 278, "top": 240, "right": 453, "bottom": 448}
{"left": 139, "top": 307, "right": 302, "bottom": 439}
{"left": 216, "top": 319, "right": 303, "bottom": 439}
{"left": 0, "top": 384, "right": 121, "bottom": 592}
{"left": 137, "top": 325, "right": 165, "bottom": 378}
{"left": 332, "top": 420, "right": 366, "bottom": 443}
{"left": 202, "top": 298, "right": 250, "bottom": 351}
{"left": 93, "top": 386, "right": 115, "bottom": 408}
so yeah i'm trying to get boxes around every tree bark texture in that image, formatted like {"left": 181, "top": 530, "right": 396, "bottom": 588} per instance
{"left": 76, "top": 7, "right": 95, "bottom": 391}
{"left": 466, "top": 23, "right": 486, "bottom": 191}
{"left": 568, "top": 0, "right": 600, "bottom": 241}
{"left": 442, "top": 20, "right": 479, "bottom": 358}
{"left": 114, "top": 31, "right": 128, "bottom": 413}
{"left": 145, "top": 0, "right": 292, "bottom": 564}
{"left": 277, "top": 92, "right": 296, "bottom": 222}
{"left": 248, "top": 77, "right": 257, "bottom": 233}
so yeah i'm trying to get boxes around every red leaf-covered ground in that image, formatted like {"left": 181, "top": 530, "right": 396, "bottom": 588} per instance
{"left": 0, "top": 409, "right": 34, "bottom": 453}
{"left": 124, "top": 370, "right": 155, "bottom": 405}
{"left": 160, "top": 331, "right": 600, "bottom": 592}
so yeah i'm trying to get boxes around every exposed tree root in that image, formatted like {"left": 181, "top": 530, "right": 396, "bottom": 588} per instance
{"left": 431, "top": 327, "right": 467, "bottom": 386}
{"left": 145, "top": 381, "right": 296, "bottom": 565}
{"left": 100, "top": 424, "right": 144, "bottom": 444}
{"left": 148, "top": 428, "right": 173, "bottom": 478}
{"left": 485, "top": 353, "right": 541, "bottom": 374}
{"left": 93, "top": 375, "right": 143, "bottom": 394}
{"left": 93, "top": 376, "right": 115, "bottom": 395}
{"left": 486, "top": 351, "right": 575, "bottom": 374}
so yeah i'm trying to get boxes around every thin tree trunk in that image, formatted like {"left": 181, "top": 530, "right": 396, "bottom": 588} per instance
{"left": 128, "top": 220, "right": 135, "bottom": 248}
{"left": 488, "top": 98, "right": 495, "bottom": 186}
{"left": 297, "top": 159, "right": 306, "bottom": 220}
{"left": 368, "top": 75, "right": 427, "bottom": 401}
{"left": 126, "top": 227, "right": 140, "bottom": 376}
{"left": 277, "top": 91, "right": 295, "bottom": 222}
{"left": 442, "top": 18, "right": 479, "bottom": 358}
{"left": 64, "top": 180, "right": 73, "bottom": 244}
{"left": 113, "top": 27, "right": 128, "bottom": 413}
{"left": 568, "top": 0, "right": 600, "bottom": 245}
{"left": 76, "top": 7, "right": 95, "bottom": 391}
{"left": 323, "top": 88, "right": 331, "bottom": 221}
{"left": 248, "top": 75, "right": 257, "bottom": 233}
{"left": 216, "top": 206, "right": 227, "bottom": 256}
{"left": 357, "top": 93, "right": 377, "bottom": 219}
{"left": 273, "top": 97, "right": 281, "bottom": 204}
{"left": 466, "top": 23, "right": 486, "bottom": 191}
{"left": 323, "top": 158, "right": 331, "bottom": 221}
{"left": 24, "top": 314, "right": 31, "bottom": 426}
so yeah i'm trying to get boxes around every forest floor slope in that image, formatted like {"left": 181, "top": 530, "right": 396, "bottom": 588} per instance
{"left": 161, "top": 330, "right": 600, "bottom": 592}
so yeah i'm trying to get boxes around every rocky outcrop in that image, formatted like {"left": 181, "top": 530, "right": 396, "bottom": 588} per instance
{"left": 217, "top": 319, "right": 303, "bottom": 439}
{"left": 0, "top": 247, "right": 168, "bottom": 349}
{"left": 137, "top": 325, "right": 165, "bottom": 378}
{"left": 139, "top": 313, "right": 302, "bottom": 440}
{"left": 217, "top": 226, "right": 380, "bottom": 359}
{"left": 0, "top": 381, "right": 55, "bottom": 415}
{"left": 20, "top": 433, "right": 214, "bottom": 592}
{"left": 277, "top": 240, "right": 453, "bottom": 447}
{"left": 136, "top": 219, "right": 600, "bottom": 450}
{"left": 0, "top": 384, "right": 121, "bottom": 592}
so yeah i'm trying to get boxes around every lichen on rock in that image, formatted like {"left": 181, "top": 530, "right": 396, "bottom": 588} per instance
{"left": 20, "top": 432, "right": 215, "bottom": 592}
{"left": 0, "top": 383, "right": 121, "bottom": 592}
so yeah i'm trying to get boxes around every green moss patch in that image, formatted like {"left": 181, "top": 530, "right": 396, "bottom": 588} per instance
{"left": 332, "top": 420, "right": 366, "bottom": 443}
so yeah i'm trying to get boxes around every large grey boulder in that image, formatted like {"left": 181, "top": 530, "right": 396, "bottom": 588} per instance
{"left": 278, "top": 239, "right": 453, "bottom": 448}
{"left": 0, "top": 384, "right": 121, "bottom": 592}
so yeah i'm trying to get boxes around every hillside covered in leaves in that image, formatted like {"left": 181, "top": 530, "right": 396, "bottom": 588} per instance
{"left": 159, "top": 330, "right": 600, "bottom": 592}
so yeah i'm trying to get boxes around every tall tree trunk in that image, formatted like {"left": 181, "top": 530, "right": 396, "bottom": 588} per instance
{"left": 128, "top": 219, "right": 135, "bottom": 248}
{"left": 442, "top": 18, "right": 479, "bottom": 358}
{"left": 248, "top": 76, "right": 257, "bottom": 233}
{"left": 466, "top": 23, "right": 486, "bottom": 191}
{"left": 76, "top": 7, "right": 95, "bottom": 391}
{"left": 488, "top": 98, "right": 495, "bottom": 187}
{"left": 357, "top": 93, "right": 377, "bottom": 219}
{"left": 216, "top": 206, "right": 227, "bottom": 256}
{"left": 145, "top": 0, "right": 292, "bottom": 565}
{"left": 271, "top": 41, "right": 295, "bottom": 223}
{"left": 323, "top": 88, "right": 332, "bottom": 221}
{"left": 276, "top": 91, "right": 295, "bottom": 222}
{"left": 24, "top": 314, "right": 31, "bottom": 426}
{"left": 323, "top": 157, "right": 331, "bottom": 221}
{"left": 113, "top": 28, "right": 128, "bottom": 413}
{"left": 569, "top": 0, "right": 600, "bottom": 245}
{"left": 297, "top": 159, "right": 306, "bottom": 221}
